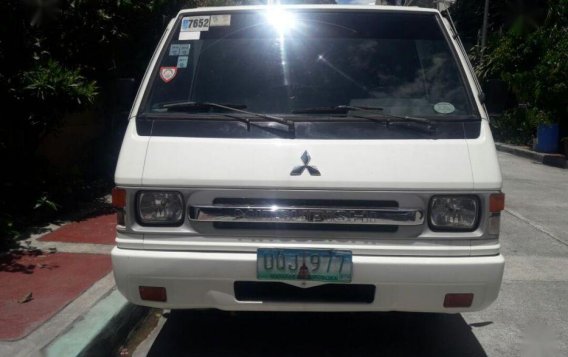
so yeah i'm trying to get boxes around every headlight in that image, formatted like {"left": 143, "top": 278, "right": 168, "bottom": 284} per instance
{"left": 429, "top": 195, "right": 479, "bottom": 231}
{"left": 137, "top": 191, "right": 184, "bottom": 225}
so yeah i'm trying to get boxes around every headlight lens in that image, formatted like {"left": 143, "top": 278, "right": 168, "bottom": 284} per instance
{"left": 137, "top": 191, "right": 184, "bottom": 225}
{"left": 429, "top": 195, "right": 479, "bottom": 231}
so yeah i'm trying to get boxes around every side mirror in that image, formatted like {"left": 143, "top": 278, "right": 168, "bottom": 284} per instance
{"left": 483, "top": 79, "right": 510, "bottom": 115}
{"left": 115, "top": 78, "right": 137, "bottom": 111}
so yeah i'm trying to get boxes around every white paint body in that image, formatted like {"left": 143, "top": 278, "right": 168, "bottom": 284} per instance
{"left": 112, "top": 5, "right": 504, "bottom": 313}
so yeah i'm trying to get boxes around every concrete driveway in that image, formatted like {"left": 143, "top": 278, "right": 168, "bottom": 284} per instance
{"left": 131, "top": 152, "right": 568, "bottom": 357}
{"left": 464, "top": 152, "right": 568, "bottom": 356}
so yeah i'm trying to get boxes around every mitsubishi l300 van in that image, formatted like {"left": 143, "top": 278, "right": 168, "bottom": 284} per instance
{"left": 112, "top": 4, "right": 505, "bottom": 313}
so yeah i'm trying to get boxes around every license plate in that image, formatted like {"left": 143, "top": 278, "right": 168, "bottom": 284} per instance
{"left": 257, "top": 249, "right": 352, "bottom": 283}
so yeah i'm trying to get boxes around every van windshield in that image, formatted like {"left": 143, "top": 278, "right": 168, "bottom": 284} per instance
{"left": 138, "top": 9, "right": 480, "bottom": 139}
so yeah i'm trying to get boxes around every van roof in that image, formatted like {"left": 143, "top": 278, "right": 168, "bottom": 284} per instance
{"left": 178, "top": 5, "right": 440, "bottom": 17}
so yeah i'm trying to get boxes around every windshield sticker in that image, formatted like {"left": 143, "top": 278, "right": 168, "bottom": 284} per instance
{"left": 181, "top": 16, "right": 210, "bottom": 32}
{"left": 179, "top": 31, "right": 200, "bottom": 41}
{"left": 178, "top": 44, "right": 190, "bottom": 56}
{"left": 159, "top": 67, "right": 177, "bottom": 83}
{"left": 434, "top": 102, "right": 456, "bottom": 114}
{"left": 177, "top": 56, "right": 188, "bottom": 69}
{"left": 210, "top": 14, "right": 231, "bottom": 27}
{"left": 169, "top": 44, "right": 181, "bottom": 56}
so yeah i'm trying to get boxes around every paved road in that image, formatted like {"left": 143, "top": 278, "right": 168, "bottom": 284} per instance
{"left": 131, "top": 152, "right": 568, "bottom": 357}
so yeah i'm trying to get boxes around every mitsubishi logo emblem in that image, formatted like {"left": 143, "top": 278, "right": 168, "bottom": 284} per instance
{"left": 290, "top": 151, "right": 321, "bottom": 176}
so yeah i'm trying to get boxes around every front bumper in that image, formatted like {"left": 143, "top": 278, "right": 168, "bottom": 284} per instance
{"left": 112, "top": 247, "right": 504, "bottom": 313}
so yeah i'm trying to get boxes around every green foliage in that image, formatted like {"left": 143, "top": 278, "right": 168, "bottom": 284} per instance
{"left": 0, "top": 0, "right": 181, "bottom": 250}
{"left": 464, "top": 0, "right": 568, "bottom": 143}
{"left": 0, "top": 0, "right": 250, "bottom": 251}
{"left": 21, "top": 60, "right": 98, "bottom": 135}
{"left": 491, "top": 108, "right": 548, "bottom": 145}
{"left": 23, "top": 61, "right": 97, "bottom": 104}
{"left": 34, "top": 194, "right": 60, "bottom": 212}
{"left": 450, "top": 0, "right": 549, "bottom": 47}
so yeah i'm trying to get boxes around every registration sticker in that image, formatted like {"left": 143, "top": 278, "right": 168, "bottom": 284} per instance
{"left": 169, "top": 44, "right": 181, "bottom": 56}
{"left": 181, "top": 16, "right": 210, "bottom": 32}
{"left": 179, "top": 32, "right": 200, "bottom": 41}
{"left": 159, "top": 66, "right": 177, "bottom": 83}
{"left": 210, "top": 14, "right": 231, "bottom": 27}
{"left": 434, "top": 102, "right": 456, "bottom": 114}
{"left": 177, "top": 56, "right": 188, "bottom": 69}
{"left": 178, "top": 44, "right": 190, "bottom": 56}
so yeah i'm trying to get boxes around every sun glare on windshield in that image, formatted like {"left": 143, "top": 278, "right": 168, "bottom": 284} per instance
{"left": 264, "top": 8, "right": 298, "bottom": 87}
{"left": 264, "top": 7, "right": 298, "bottom": 35}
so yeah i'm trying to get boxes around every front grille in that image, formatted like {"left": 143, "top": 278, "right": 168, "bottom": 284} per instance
{"left": 185, "top": 191, "right": 427, "bottom": 239}
{"left": 214, "top": 222, "right": 398, "bottom": 232}
{"left": 212, "top": 198, "right": 398, "bottom": 208}
{"left": 189, "top": 198, "right": 422, "bottom": 228}
{"left": 234, "top": 282, "right": 375, "bottom": 303}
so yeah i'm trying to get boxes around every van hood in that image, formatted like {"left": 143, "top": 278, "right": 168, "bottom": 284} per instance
{"left": 115, "top": 120, "right": 501, "bottom": 191}
{"left": 141, "top": 137, "right": 473, "bottom": 190}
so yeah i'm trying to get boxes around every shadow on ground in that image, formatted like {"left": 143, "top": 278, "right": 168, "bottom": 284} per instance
{"left": 0, "top": 249, "right": 55, "bottom": 274}
{"left": 13, "top": 197, "right": 115, "bottom": 243}
{"left": 147, "top": 310, "right": 487, "bottom": 356}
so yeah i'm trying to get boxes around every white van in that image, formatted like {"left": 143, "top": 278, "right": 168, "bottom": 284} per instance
{"left": 112, "top": 4, "right": 505, "bottom": 313}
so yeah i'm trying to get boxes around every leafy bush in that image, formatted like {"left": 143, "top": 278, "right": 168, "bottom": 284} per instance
{"left": 0, "top": 0, "right": 252, "bottom": 250}
{"left": 491, "top": 108, "right": 548, "bottom": 145}
{"left": 0, "top": 0, "right": 178, "bottom": 249}
{"left": 469, "top": 0, "right": 568, "bottom": 144}
{"left": 22, "top": 60, "right": 98, "bottom": 136}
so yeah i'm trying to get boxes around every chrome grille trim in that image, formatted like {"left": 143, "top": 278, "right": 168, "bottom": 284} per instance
{"left": 189, "top": 205, "right": 424, "bottom": 226}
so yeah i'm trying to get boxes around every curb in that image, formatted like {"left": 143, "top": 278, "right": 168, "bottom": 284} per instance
{"left": 43, "top": 289, "right": 149, "bottom": 357}
{"left": 495, "top": 142, "right": 567, "bottom": 169}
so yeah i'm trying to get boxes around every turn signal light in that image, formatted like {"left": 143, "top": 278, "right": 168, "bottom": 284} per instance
{"left": 489, "top": 193, "right": 505, "bottom": 213}
{"left": 444, "top": 293, "right": 474, "bottom": 308}
{"left": 139, "top": 286, "right": 167, "bottom": 302}
{"left": 112, "top": 187, "right": 126, "bottom": 208}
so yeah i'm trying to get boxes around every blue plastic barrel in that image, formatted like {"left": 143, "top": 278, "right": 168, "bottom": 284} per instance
{"left": 535, "top": 123, "right": 559, "bottom": 153}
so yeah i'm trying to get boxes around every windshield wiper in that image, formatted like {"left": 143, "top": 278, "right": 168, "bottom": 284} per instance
{"left": 336, "top": 105, "right": 433, "bottom": 126}
{"left": 159, "top": 101, "right": 293, "bottom": 128}
{"left": 339, "top": 106, "right": 436, "bottom": 134}
{"left": 292, "top": 105, "right": 384, "bottom": 114}
{"left": 292, "top": 104, "right": 435, "bottom": 132}
{"left": 160, "top": 101, "right": 247, "bottom": 110}
{"left": 353, "top": 113, "right": 436, "bottom": 135}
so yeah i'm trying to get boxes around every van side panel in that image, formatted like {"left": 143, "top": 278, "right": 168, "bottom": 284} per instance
{"left": 467, "top": 121, "right": 503, "bottom": 190}
{"left": 115, "top": 120, "right": 149, "bottom": 185}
